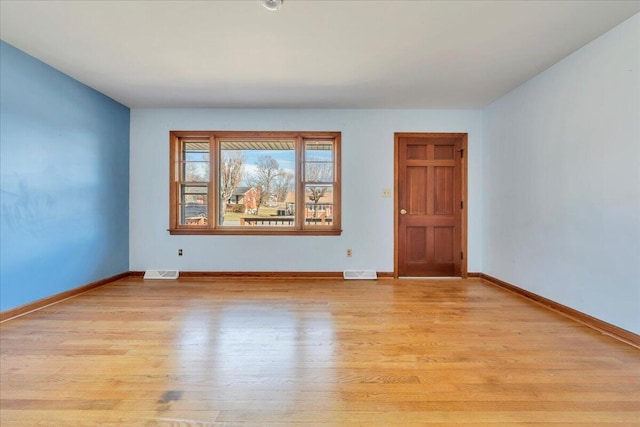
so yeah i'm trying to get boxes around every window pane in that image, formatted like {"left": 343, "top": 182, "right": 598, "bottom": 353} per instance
{"left": 305, "top": 141, "right": 333, "bottom": 182}
{"left": 180, "top": 185, "right": 207, "bottom": 225}
{"left": 304, "top": 184, "right": 333, "bottom": 226}
{"left": 184, "top": 152, "right": 210, "bottom": 162}
{"left": 305, "top": 141, "right": 333, "bottom": 161}
{"left": 182, "top": 141, "right": 210, "bottom": 182}
{"left": 219, "top": 140, "right": 295, "bottom": 227}
{"left": 305, "top": 162, "right": 333, "bottom": 183}
{"left": 183, "top": 142, "right": 210, "bottom": 161}
{"left": 182, "top": 162, "right": 210, "bottom": 182}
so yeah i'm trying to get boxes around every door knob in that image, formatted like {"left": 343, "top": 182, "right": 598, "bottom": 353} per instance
{"left": 400, "top": 209, "right": 407, "bottom": 215}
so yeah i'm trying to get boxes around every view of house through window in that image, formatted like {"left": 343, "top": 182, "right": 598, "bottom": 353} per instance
{"left": 219, "top": 140, "right": 296, "bottom": 227}
{"left": 170, "top": 131, "right": 341, "bottom": 235}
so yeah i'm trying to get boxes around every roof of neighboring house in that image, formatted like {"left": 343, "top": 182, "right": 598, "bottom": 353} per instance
{"left": 231, "top": 186, "right": 254, "bottom": 196}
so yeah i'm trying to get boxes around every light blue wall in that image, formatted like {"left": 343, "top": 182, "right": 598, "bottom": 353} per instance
{"left": 483, "top": 14, "right": 640, "bottom": 334}
{"left": 0, "top": 41, "right": 130, "bottom": 312}
{"left": 129, "top": 108, "right": 484, "bottom": 274}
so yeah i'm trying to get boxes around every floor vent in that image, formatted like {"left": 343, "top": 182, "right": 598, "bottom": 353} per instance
{"left": 343, "top": 270, "right": 377, "bottom": 280}
{"left": 143, "top": 270, "right": 179, "bottom": 280}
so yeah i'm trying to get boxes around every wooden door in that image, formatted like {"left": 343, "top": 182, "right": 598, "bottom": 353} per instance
{"left": 395, "top": 133, "right": 467, "bottom": 277}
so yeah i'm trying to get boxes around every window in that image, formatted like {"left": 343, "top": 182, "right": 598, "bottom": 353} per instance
{"left": 169, "top": 131, "right": 341, "bottom": 235}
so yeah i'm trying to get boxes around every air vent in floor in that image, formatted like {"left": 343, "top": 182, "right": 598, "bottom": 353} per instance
{"left": 343, "top": 270, "right": 377, "bottom": 280}
{"left": 143, "top": 270, "right": 179, "bottom": 280}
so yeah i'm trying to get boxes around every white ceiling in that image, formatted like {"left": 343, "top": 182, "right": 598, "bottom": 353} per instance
{"left": 1, "top": 1, "right": 638, "bottom": 109}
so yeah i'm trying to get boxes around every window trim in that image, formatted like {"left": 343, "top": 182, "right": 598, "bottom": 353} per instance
{"left": 169, "top": 131, "right": 342, "bottom": 235}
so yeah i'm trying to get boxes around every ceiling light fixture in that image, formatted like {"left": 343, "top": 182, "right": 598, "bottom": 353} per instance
{"left": 262, "top": 0, "right": 283, "bottom": 11}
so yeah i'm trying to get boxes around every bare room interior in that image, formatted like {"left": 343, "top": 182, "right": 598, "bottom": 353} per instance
{"left": 1, "top": 1, "right": 639, "bottom": 425}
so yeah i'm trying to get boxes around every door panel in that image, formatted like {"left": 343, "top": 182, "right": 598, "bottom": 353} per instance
{"left": 434, "top": 166, "right": 454, "bottom": 215}
{"left": 396, "top": 133, "right": 466, "bottom": 277}
{"left": 434, "top": 144, "right": 454, "bottom": 160}
{"left": 407, "top": 167, "right": 428, "bottom": 214}
{"left": 406, "top": 227, "right": 427, "bottom": 262}
{"left": 434, "top": 227, "right": 454, "bottom": 262}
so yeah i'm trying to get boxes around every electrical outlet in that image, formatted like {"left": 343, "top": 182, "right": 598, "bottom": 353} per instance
{"left": 178, "top": 249, "right": 183, "bottom": 256}
{"left": 382, "top": 188, "right": 392, "bottom": 198}
{"left": 346, "top": 249, "right": 352, "bottom": 257}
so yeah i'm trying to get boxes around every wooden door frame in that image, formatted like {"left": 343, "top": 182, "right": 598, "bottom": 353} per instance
{"left": 394, "top": 132, "right": 468, "bottom": 278}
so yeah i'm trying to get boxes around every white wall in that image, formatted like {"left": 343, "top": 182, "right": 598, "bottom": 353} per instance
{"left": 483, "top": 14, "right": 640, "bottom": 334}
{"left": 130, "top": 109, "right": 483, "bottom": 274}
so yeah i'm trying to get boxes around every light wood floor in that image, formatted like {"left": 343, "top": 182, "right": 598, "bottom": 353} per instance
{"left": 1, "top": 277, "right": 639, "bottom": 426}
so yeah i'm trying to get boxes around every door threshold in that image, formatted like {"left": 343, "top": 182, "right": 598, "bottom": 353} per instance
{"left": 399, "top": 276, "right": 462, "bottom": 280}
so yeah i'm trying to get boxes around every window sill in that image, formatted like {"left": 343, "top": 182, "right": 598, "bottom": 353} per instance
{"left": 168, "top": 228, "right": 342, "bottom": 236}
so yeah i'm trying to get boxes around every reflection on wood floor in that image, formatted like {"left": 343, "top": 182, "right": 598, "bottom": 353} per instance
{"left": 1, "top": 277, "right": 639, "bottom": 426}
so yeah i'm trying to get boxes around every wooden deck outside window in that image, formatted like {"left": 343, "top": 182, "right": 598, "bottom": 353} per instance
{"left": 169, "top": 131, "right": 341, "bottom": 235}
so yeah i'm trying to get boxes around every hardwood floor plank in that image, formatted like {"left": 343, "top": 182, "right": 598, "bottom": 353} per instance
{"left": 1, "top": 277, "right": 638, "bottom": 426}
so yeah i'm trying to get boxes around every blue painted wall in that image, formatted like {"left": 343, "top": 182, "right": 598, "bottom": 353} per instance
{"left": 0, "top": 41, "right": 130, "bottom": 312}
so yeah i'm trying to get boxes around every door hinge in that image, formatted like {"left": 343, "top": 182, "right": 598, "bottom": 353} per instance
{"left": 460, "top": 201, "right": 464, "bottom": 209}
{"left": 459, "top": 149, "right": 464, "bottom": 158}
{"left": 461, "top": 251, "right": 464, "bottom": 260}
